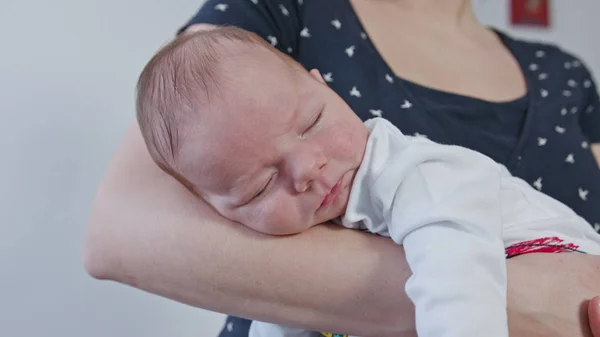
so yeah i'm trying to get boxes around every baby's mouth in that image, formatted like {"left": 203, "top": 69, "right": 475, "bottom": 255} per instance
{"left": 320, "top": 178, "right": 342, "bottom": 208}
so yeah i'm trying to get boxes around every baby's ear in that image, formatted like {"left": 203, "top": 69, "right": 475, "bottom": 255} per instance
{"left": 309, "top": 69, "right": 326, "bottom": 84}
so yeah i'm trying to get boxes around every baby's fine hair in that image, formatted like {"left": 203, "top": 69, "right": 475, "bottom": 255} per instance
{"left": 136, "top": 26, "right": 285, "bottom": 191}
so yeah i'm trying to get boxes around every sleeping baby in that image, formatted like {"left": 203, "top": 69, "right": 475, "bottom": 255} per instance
{"left": 135, "top": 27, "right": 600, "bottom": 337}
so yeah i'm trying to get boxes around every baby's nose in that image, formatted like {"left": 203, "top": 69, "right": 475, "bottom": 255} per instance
{"left": 289, "top": 147, "right": 327, "bottom": 193}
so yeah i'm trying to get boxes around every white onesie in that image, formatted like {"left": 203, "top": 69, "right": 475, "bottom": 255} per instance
{"left": 249, "top": 117, "right": 600, "bottom": 337}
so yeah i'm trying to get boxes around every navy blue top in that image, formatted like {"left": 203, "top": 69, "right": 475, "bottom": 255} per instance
{"left": 181, "top": 0, "right": 600, "bottom": 229}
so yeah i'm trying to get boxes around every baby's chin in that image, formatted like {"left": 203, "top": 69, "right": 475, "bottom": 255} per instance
{"left": 315, "top": 199, "right": 350, "bottom": 225}
{"left": 333, "top": 184, "right": 352, "bottom": 218}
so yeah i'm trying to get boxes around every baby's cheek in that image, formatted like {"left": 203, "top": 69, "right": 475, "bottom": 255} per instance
{"left": 325, "top": 120, "right": 366, "bottom": 156}
{"left": 327, "top": 130, "right": 359, "bottom": 159}
{"left": 252, "top": 197, "right": 299, "bottom": 235}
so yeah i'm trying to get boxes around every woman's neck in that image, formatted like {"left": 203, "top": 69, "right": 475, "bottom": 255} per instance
{"left": 356, "top": 0, "right": 481, "bottom": 32}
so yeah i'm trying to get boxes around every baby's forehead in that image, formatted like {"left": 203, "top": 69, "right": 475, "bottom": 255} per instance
{"left": 206, "top": 68, "right": 300, "bottom": 127}
{"left": 173, "top": 41, "right": 309, "bottom": 184}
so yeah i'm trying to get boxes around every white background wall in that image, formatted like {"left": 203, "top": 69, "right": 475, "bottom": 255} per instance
{"left": 0, "top": 0, "right": 226, "bottom": 336}
{"left": 0, "top": 1, "right": 597, "bottom": 337}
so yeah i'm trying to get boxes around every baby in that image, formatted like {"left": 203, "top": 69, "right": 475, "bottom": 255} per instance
{"left": 136, "top": 27, "right": 600, "bottom": 337}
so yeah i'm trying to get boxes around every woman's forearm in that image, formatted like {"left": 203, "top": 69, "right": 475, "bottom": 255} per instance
{"left": 506, "top": 252, "right": 600, "bottom": 337}
{"left": 84, "top": 123, "right": 415, "bottom": 337}
{"left": 85, "top": 123, "right": 600, "bottom": 337}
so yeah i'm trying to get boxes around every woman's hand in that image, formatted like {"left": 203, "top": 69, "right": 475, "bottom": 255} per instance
{"left": 507, "top": 253, "right": 600, "bottom": 337}
{"left": 589, "top": 297, "right": 600, "bottom": 336}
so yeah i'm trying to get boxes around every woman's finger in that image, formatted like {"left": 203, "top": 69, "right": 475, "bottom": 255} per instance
{"left": 589, "top": 297, "right": 600, "bottom": 337}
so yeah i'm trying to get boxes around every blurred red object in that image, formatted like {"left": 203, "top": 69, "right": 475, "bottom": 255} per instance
{"left": 511, "top": 0, "right": 550, "bottom": 27}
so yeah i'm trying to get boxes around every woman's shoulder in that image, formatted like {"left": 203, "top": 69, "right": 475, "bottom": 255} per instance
{"left": 179, "top": 0, "right": 305, "bottom": 49}
{"left": 496, "top": 29, "right": 595, "bottom": 79}
{"left": 178, "top": 0, "right": 352, "bottom": 57}
{"left": 179, "top": 0, "right": 352, "bottom": 36}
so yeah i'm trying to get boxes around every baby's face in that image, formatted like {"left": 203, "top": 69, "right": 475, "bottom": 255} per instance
{"left": 178, "top": 54, "right": 368, "bottom": 235}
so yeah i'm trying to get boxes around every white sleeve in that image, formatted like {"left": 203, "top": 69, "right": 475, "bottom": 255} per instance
{"left": 355, "top": 120, "right": 508, "bottom": 337}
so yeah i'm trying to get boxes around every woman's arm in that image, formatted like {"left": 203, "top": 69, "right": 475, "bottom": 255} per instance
{"left": 84, "top": 124, "right": 600, "bottom": 337}
{"left": 592, "top": 144, "right": 600, "bottom": 167}
{"left": 507, "top": 253, "right": 600, "bottom": 337}
{"left": 84, "top": 123, "right": 414, "bottom": 337}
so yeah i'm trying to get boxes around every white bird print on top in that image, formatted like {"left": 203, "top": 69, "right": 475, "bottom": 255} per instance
{"left": 555, "top": 126, "right": 566, "bottom": 134}
{"left": 579, "top": 188, "right": 589, "bottom": 201}
{"left": 533, "top": 177, "right": 543, "bottom": 191}
{"left": 538, "top": 73, "right": 548, "bottom": 80}
{"left": 529, "top": 63, "right": 539, "bottom": 71}
{"left": 582, "top": 141, "right": 590, "bottom": 149}
{"left": 584, "top": 80, "right": 592, "bottom": 88}
{"left": 568, "top": 79, "right": 578, "bottom": 87}
{"left": 331, "top": 19, "right": 342, "bottom": 29}
{"left": 267, "top": 35, "right": 277, "bottom": 47}
{"left": 587, "top": 105, "right": 595, "bottom": 113}
{"left": 215, "top": 3, "right": 228, "bottom": 11}
{"left": 594, "top": 223, "right": 600, "bottom": 232}
{"left": 322, "top": 72, "right": 333, "bottom": 83}
{"left": 369, "top": 109, "right": 383, "bottom": 117}
{"left": 350, "top": 86, "right": 361, "bottom": 97}
{"left": 345, "top": 45, "right": 355, "bottom": 57}
{"left": 250, "top": 0, "right": 258, "bottom": 4}
{"left": 537, "top": 137, "right": 547, "bottom": 146}
{"left": 300, "top": 27, "right": 311, "bottom": 38}
{"left": 561, "top": 108, "right": 568, "bottom": 116}
{"left": 279, "top": 4, "right": 289, "bottom": 16}
{"left": 566, "top": 153, "right": 575, "bottom": 164}
{"left": 401, "top": 100, "right": 412, "bottom": 109}
{"left": 540, "top": 89, "right": 548, "bottom": 97}
{"left": 385, "top": 74, "right": 394, "bottom": 84}
{"left": 535, "top": 50, "right": 546, "bottom": 58}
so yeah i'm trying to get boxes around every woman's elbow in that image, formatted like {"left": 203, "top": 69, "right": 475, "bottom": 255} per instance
{"left": 82, "top": 123, "right": 152, "bottom": 280}
{"left": 83, "top": 239, "right": 112, "bottom": 280}
{"left": 83, "top": 167, "right": 136, "bottom": 281}
{"left": 83, "top": 197, "right": 121, "bottom": 280}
